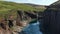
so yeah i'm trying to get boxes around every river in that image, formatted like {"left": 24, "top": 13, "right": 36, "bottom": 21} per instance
{"left": 19, "top": 21, "right": 43, "bottom": 34}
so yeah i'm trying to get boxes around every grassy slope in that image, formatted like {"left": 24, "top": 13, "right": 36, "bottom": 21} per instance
{"left": 0, "top": 1, "right": 46, "bottom": 18}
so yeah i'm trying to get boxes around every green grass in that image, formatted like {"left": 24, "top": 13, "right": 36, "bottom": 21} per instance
{"left": 0, "top": 1, "right": 46, "bottom": 18}
{"left": 0, "top": 1, "right": 36, "bottom": 11}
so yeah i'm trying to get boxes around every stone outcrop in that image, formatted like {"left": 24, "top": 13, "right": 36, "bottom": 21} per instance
{"left": 0, "top": 10, "right": 29, "bottom": 34}
{"left": 0, "top": 9, "right": 42, "bottom": 34}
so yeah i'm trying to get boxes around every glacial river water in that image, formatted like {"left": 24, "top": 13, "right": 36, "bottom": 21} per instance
{"left": 19, "top": 21, "right": 43, "bottom": 34}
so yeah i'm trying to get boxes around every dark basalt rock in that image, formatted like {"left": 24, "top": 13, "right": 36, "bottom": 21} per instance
{"left": 39, "top": 0, "right": 60, "bottom": 34}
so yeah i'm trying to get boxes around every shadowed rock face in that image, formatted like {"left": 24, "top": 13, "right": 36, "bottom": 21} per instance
{"left": 8, "top": 20, "right": 13, "bottom": 28}
{"left": 24, "top": 11, "right": 43, "bottom": 20}
{"left": 24, "top": 11, "right": 37, "bottom": 19}
{"left": 17, "top": 10, "right": 23, "bottom": 20}
{"left": 40, "top": 0, "right": 60, "bottom": 34}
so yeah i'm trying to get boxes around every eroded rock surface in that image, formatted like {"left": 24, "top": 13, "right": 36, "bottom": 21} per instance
{"left": 0, "top": 10, "right": 39, "bottom": 34}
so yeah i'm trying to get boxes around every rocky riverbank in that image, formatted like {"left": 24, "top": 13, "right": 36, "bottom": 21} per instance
{"left": 0, "top": 9, "right": 43, "bottom": 34}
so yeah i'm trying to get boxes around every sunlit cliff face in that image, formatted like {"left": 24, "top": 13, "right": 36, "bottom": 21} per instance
{"left": 0, "top": 10, "right": 32, "bottom": 34}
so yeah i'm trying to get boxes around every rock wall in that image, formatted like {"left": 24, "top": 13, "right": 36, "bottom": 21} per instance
{"left": 0, "top": 10, "right": 31, "bottom": 34}
{"left": 40, "top": 0, "right": 60, "bottom": 34}
{"left": 0, "top": 9, "right": 43, "bottom": 34}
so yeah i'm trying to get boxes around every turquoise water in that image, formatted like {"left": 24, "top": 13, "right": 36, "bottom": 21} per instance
{"left": 20, "top": 21, "right": 42, "bottom": 34}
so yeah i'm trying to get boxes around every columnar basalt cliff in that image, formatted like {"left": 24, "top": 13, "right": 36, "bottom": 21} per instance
{"left": 40, "top": 0, "right": 60, "bottom": 34}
